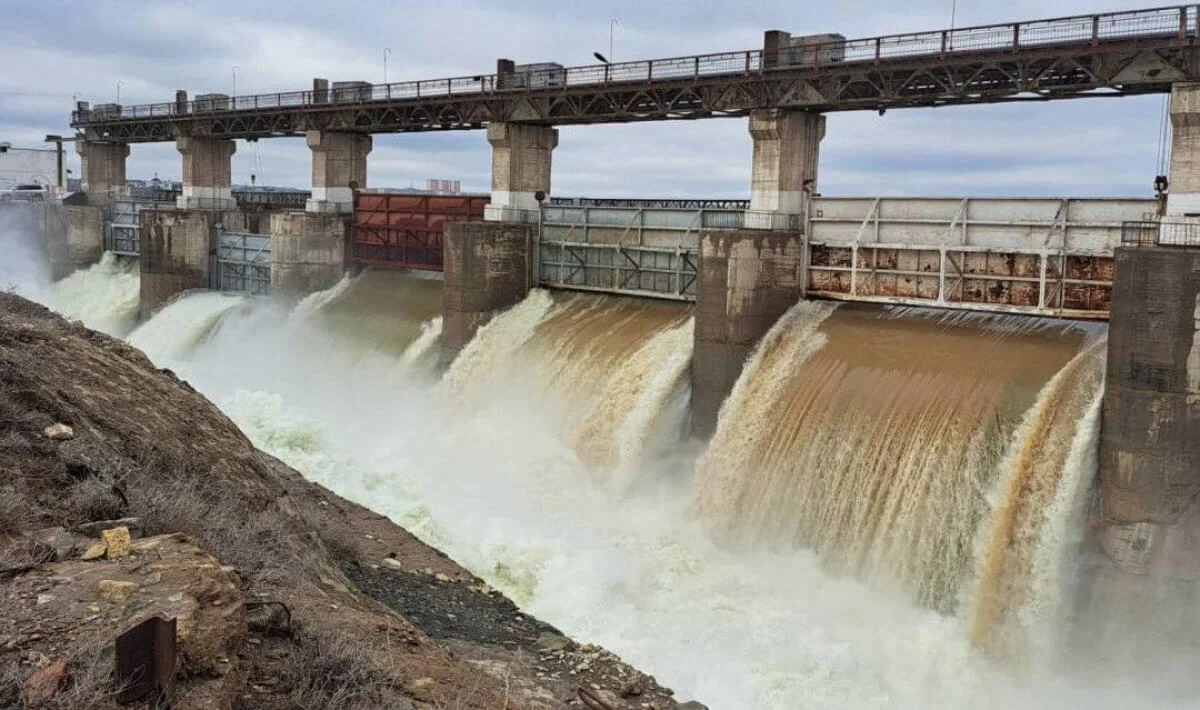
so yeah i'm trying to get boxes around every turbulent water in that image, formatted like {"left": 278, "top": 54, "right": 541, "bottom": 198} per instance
{"left": 446, "top": 290, "right": 694, "bottom": 483}
{"left": 51, "top": 253, "right": 141, "bottom": 337}
{"left": 19, "top": 251, "right": 1200, "bottom": 709}
{"left": 694, "top": 302, "right": 1107, "bottom": 655}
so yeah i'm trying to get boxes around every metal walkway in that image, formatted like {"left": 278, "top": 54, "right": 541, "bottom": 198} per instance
{"left": 72, "top": 6, "right": 1199, "bottom": 141}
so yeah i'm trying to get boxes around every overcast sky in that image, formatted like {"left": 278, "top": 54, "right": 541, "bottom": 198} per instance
{"left": 0, "top": 0, "right": 1170, "bottom": 198}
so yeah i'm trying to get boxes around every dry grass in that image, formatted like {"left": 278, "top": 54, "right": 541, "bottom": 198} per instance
{"left": 0, "top": 645, "right": 121, "bottom": 710}
{"left": 281, "top": 624, "right": 411, "bottom": 710}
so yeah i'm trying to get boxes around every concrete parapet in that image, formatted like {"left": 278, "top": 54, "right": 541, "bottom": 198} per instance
{"left": 1080, "top": 245, "right": 1200, "bottom": 667}
{"left": 691, "top": 229, "right": 804, "bottom": 438}
{"left": 176, "top": 136, "right": 237, "bottom": 210}
{"left": 305, "top": 130, "right": 371, "bottom": 214}
{"left": 1168, "top": 83, "right": 1200, "bottom": 216}
{"left": 76, "top": 141, "right": 130, "bottom": 205}
{"left": 441, "top": 220, "right": 533, "bottom": 366}
{"left": 484, "top": 123, "right": 557, "bottom": 222}
{"left": 745, "top": 109, "right": 824, "bottom": 231}
{"left": 269, "top": 211, "right": 350, "bottom": 297}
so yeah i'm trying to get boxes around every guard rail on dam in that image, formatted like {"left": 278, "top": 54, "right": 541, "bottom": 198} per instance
{"left": 532, "top": 196, "right": 1158, "bottom": 318}
{"left": 70, "top": 5, "right": 1200, "bottom": 140}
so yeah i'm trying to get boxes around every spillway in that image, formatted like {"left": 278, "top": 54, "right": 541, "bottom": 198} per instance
{"left": 446, "top": 290, "right": 694, "bottom": 482}
{"left": 50, "top": 253, "right": 141, "bottom": 337}
{"left": 695, "top": 302, "right": 1106, "bottom": 653}
{"left": 22, "top": 260, "right": 1193, "bottom": 709}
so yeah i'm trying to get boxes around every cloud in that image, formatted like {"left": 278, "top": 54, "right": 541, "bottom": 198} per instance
{"left": 0, "top": 0, "right": 1164, "bottom": 199}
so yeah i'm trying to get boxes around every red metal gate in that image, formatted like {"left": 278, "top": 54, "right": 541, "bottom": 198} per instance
{"left": 353, "top": 192, "right": 488, "bottom": 271}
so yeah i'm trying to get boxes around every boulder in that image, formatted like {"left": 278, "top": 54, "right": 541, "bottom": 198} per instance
{"left": 101, "top": 526, "right": 131, "bottom": 559}
{"left": 97, "top": 579, "right": 137, "bottom": 602}
{"left": 22, "top": 658, "right": 68, "bottom": 706}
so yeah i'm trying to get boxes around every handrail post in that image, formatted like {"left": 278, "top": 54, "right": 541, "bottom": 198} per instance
{"left": 1012, "top": 23, "right": 1020, "bottom": 50}
{"left": 875, "top": 37, "right": 882, "bottom": 61}
{"left": 746, "top": 50, "right": 753, "bottom": 73}
{"left": 941, "top": 30, "right": 948, "bottom": 55}
{"left": 1092, "top": 15, "right": 1100, "bottom": 46}
{"left": 1181, "top": 6, "right": 1189, "bottom": 38}
{"left": 446, "top": 78, "right": 452, "bottom": 95}
{"left": 694, "top": 56, "right": 700, "bottom": 78}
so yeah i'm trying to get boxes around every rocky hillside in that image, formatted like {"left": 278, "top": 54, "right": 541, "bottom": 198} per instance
{"left": 0, "top": 292, "right": 697, "bottom": 710}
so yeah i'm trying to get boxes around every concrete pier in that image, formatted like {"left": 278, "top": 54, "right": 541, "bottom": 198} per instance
{"left": 1082, "top": 245, "right": 1200, "bottom": 661}
{"left": 743, "top": 109, "right": 824, "bottom": 231}
{"left": 139, "top": 209, "right": 247, "bottom": 315}
{"left": 176, "top": 136, "right": 237, "bottom": 210}
{"left": 270, "top": 212, "right": 351, "bottom": 296}
{"left": 76, "top": 141, "right": 129, "bottom": 205}
{"left": 64, "top": 205, "right": 105, "bottom": 270}
{"left": 1167, "top": 83, "right": 1200, "bottom": 216}
{"left": 441, "top": 221, "right": 533, "bottom": 366}
{"left": 483, "top": 123, "right": 557, "bottom": 223}
{"left": 305, "top": 130, "right": 371, "bottom": 214}
{"left": 691, "top": 229, "right": 804, "bottom": 438}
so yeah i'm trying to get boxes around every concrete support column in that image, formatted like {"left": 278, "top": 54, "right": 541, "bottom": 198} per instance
{"left": 76, "top": 141, "right": 129, "bottom": 205}
{"left": 1168, "top": 83, "right": 1200, "bottom": 216}
{"left": 1080, "top": 245, "right": 1200, "bottom": 663}
{"left": 483, "top": 123, "right": 557, "bottom": 223}
{"left": 304, "top": 130, "right": 372, "bottom": 214}
{"left": 441, "top": 221, "right": 533, "bottom": 366}
{"left": 744, "top": 109, "right": 824, "bottom": 231}
{"left": 691, "top": 229, "right": 804, "bottom": 438}
{"left": 176, "top": 136, "right": 237, "bottom": 210}
{"left": 270, "top": 212, "right": 351, "bottom": 297}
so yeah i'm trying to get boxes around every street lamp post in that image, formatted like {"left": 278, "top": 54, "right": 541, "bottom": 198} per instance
{"left": 609, "top": 18, "right": 619, "bottom": 62}
{"left": 383, "top": 48, "right": 392, "bottom": 84}
{"left": 116, "top": 80, "right": 124, "bottom": 104}
{"left": 232, "top": 66, "right": 240, "bottom": 98}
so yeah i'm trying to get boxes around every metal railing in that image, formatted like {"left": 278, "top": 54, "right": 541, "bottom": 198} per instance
{"left": 73, "top": 5, "right": 1199, "bottom": 125}
{"left": 549, "top": 197, "right": 751, "bottom": 210}
{"left": 1122, "top": 219, "right": 1200, "bottom": 246}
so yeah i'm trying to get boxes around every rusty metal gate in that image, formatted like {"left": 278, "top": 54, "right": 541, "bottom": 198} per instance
{"left": 353, "top": 191, "right": 488, "bottom": 271}
{"left": 104, "top": 199, "right": 170, "bottom": 256}
{"left": 211, "top": 231, "right": 271, "bottom": 295}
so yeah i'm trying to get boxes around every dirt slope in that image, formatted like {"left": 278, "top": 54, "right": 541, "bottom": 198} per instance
{"left": 0, "top": 292, "right": 693, "bottom": 710}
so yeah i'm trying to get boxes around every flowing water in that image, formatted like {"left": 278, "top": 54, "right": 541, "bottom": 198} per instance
{"left": 16, "top": 251, "right": 1199, "bottom": 708}
{"left": 50, "top": 253, "right": 141, "bottom": 337}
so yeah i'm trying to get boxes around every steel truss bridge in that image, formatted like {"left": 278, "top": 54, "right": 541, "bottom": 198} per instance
{"left": 72, "top": 6, "right": 1200, "bottom": 142}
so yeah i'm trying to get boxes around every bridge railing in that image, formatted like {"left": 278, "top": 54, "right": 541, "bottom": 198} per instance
{"left": 72, "top": 5, "right": 1199, "bottom": 125}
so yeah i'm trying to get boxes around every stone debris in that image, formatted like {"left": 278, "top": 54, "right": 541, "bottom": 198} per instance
{"left": 382, "top": 557, "right": 405, "bottom": 570}
{"left": 101, "top": 526, "right": 131, "bottom": 559}
{"left": 75, "top": 517, "right": 142, "bottom": 539}
{"left": 41, "top": 423, "right": 74, "bottom": 441}
{"left": 80, "top": 542, "right": 107, "bottom": 561}
{"left": 33, "top": 527, "right": 74, "bottom": 562}
{"left": 22, "top": 658, "right": 68, "bottom": 706}
{"left": 97, "top": 579, "right": 137, "bottom": 602}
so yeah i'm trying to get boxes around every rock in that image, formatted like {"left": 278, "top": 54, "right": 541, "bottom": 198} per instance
{"left": 406, "top": 676, "right": 436, "bottom": 701}
{"left": 75, "top": 518, "right": 142, "bottom": 539}
{"left": 42, "top": 423, "right": 74, "bottom": 441}
{"left": 434, "top": 572, "right": 452, "bottom": 583}
{"left": 535, "top": 631, "right": 570, "bottom": 652}
{"left": 620, "top": 672, "right": 648, "bottom": 697}
{"left": 97, "top": 579, "right": 137, "bottom": 602}
{"left": 22, "top": 658, "right": 67, "bottom": 705}
{"left": 101, "top": 527, "right": 131, "bottom": 559}
{"left": 80, "top": 543, "right": 107, "bottom": 561}
{"left": 34, "top": 527, "right": 74, "bottom": 561}
{"left": 382, "top": 558, "right": 405, "bottom": 570}
{"left": 35, "top": 594, "right": 55, "bottom": 606}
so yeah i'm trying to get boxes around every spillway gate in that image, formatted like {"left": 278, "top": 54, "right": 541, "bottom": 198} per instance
{"left": 211, "top": 230, "right": 271, "bottom": 295}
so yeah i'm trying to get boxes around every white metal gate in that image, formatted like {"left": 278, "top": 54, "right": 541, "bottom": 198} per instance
{"left": 537, "top": 202, "right": 733, "bottom": 301}
{"left": 104, "top": 199, "right": 171, "bottom": 256}
{"left": 211, "top": 231, "right": 271, "bottom": 295}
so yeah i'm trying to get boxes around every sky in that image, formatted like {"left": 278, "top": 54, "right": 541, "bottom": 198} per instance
{"left": 0, "top": 0, "right": 1172, "bottom": 198}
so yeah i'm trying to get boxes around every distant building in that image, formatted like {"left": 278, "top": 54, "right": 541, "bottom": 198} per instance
{"left": 425, "top": 178, "right": 462, "bottom": 194}
{"left": 0, "top": 142, "right": 65, "bottom": 192}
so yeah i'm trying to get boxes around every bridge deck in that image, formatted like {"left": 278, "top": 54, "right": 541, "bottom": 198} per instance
{"left": 73, "top": 6, "right": 1200, "bottom": 142}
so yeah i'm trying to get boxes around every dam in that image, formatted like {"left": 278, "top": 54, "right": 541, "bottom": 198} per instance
{"left": 2, "top": 5, "right": 1199, "bottom": 708}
